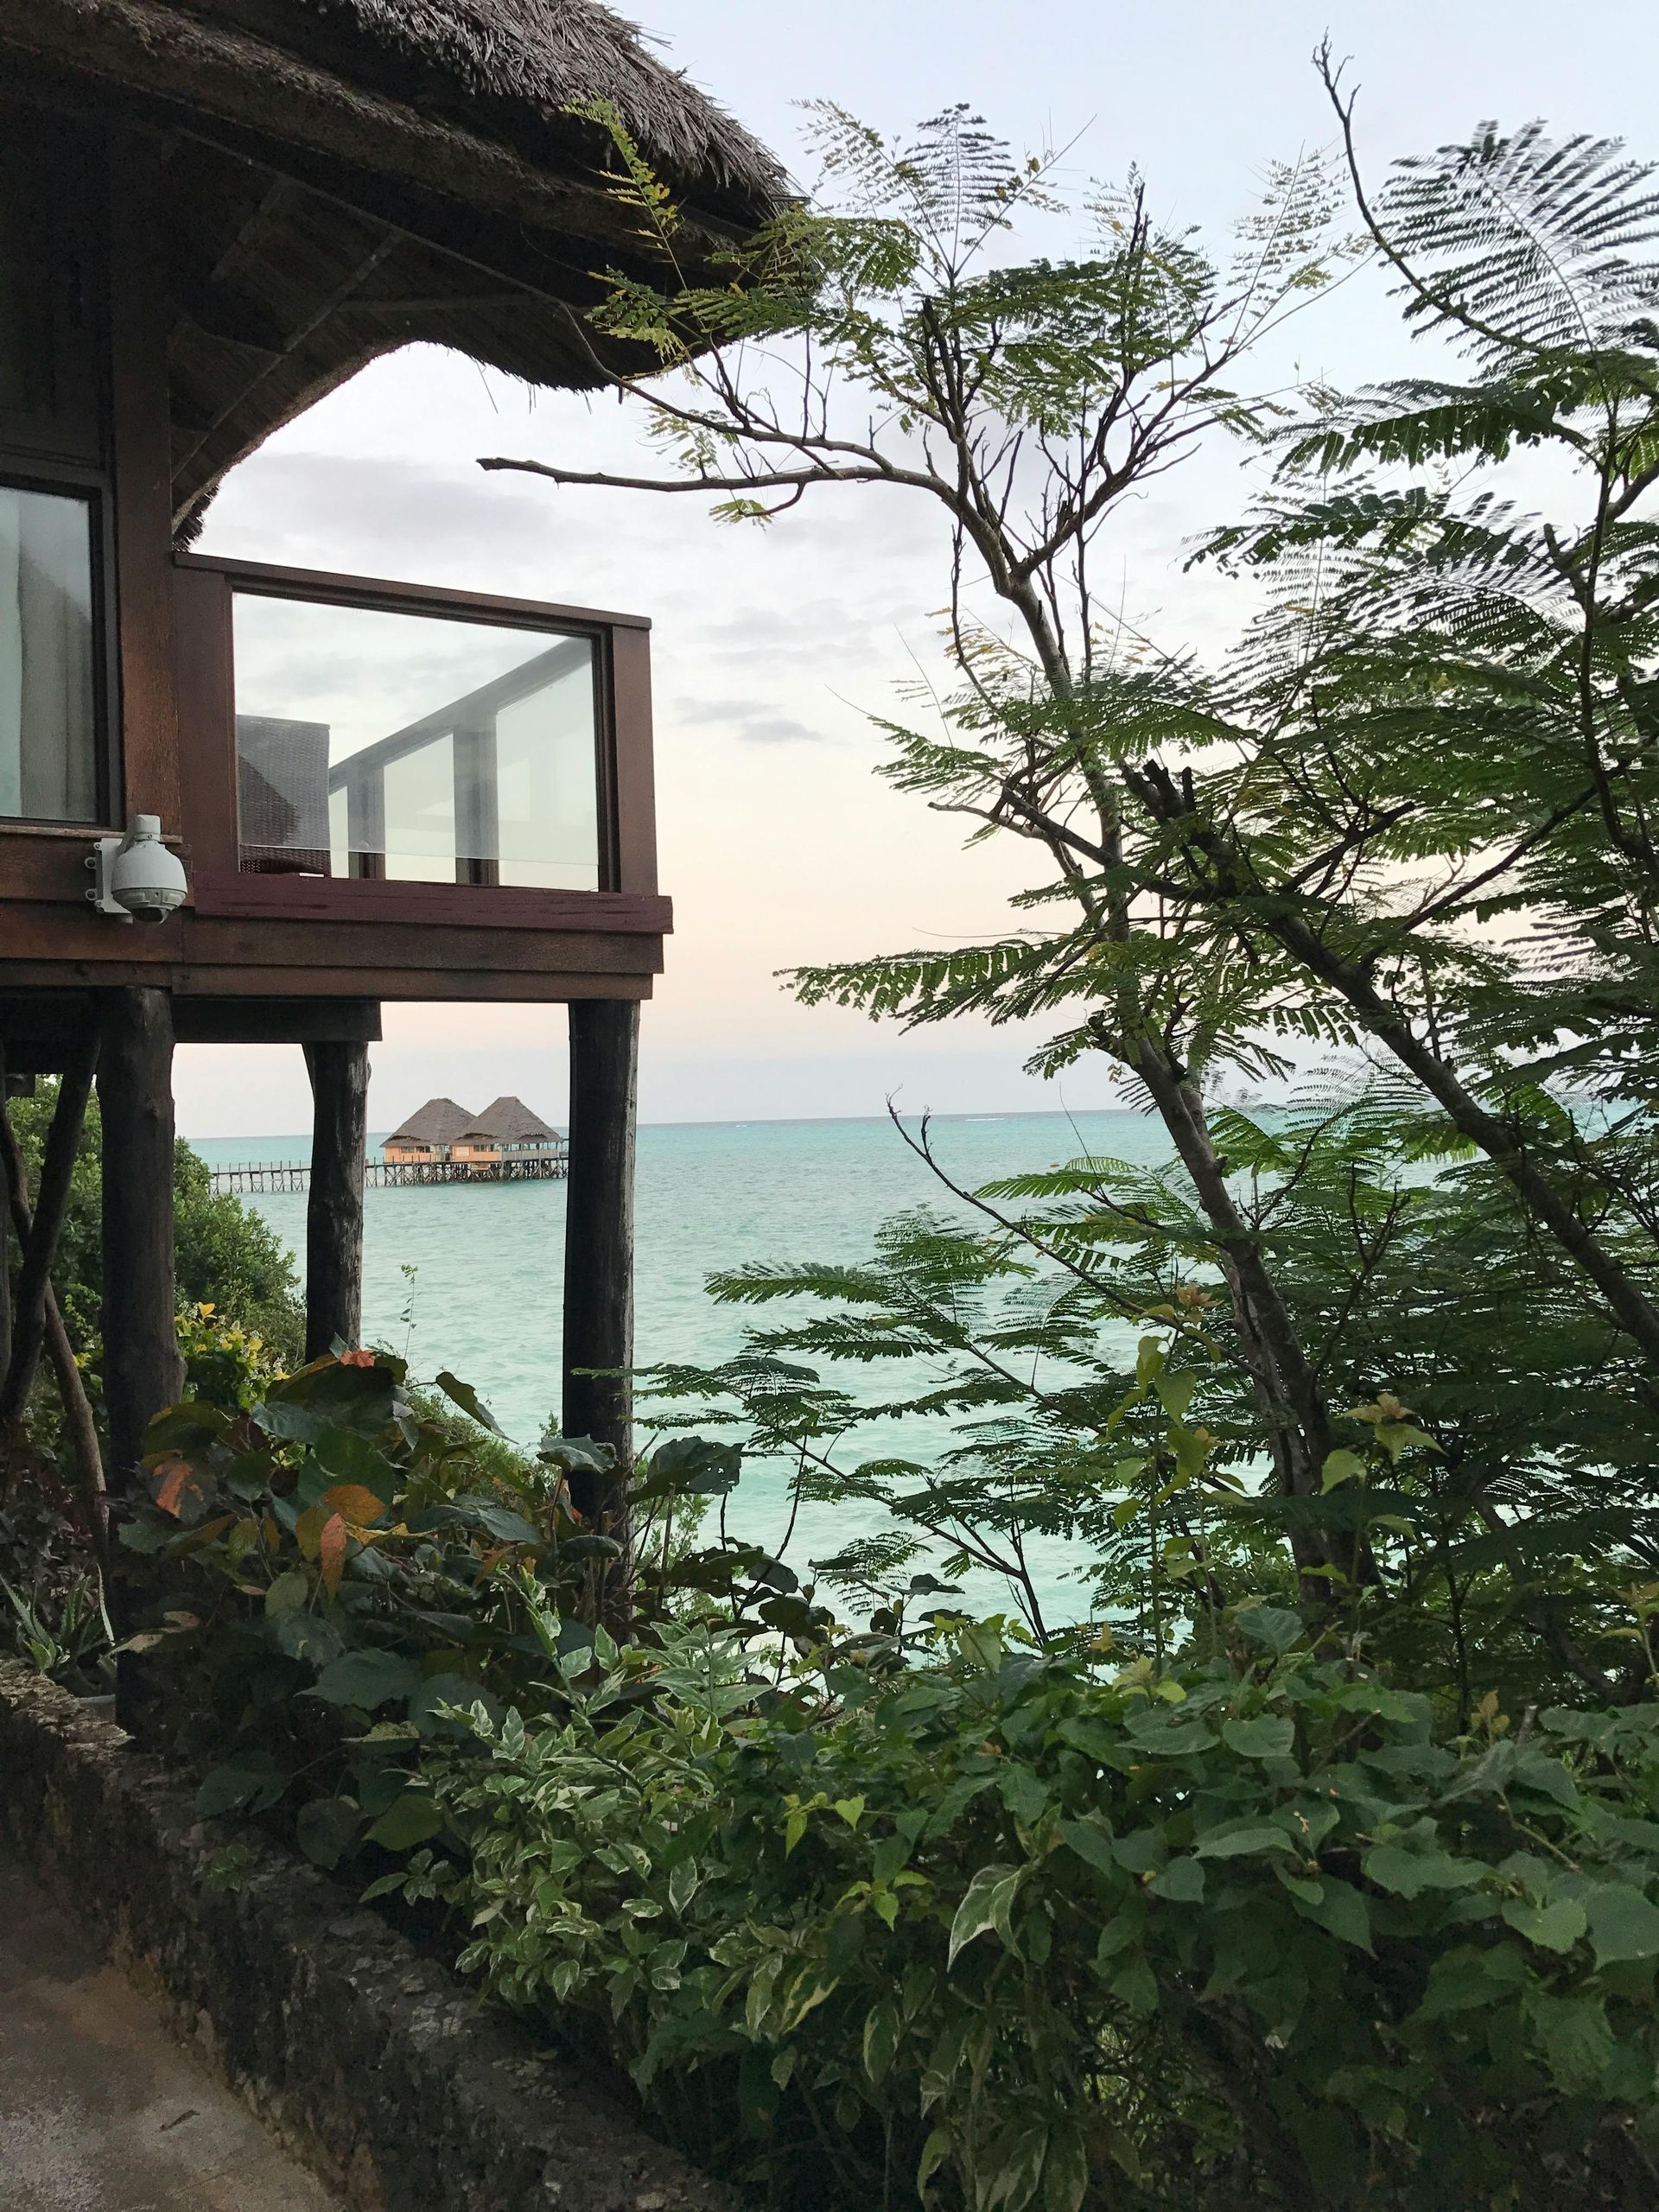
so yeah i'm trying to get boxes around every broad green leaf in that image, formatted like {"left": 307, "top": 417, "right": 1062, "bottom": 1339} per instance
{"left": 981, "top": 2122, "right": 1048, "bottom": 2212}
{"left": 1194, "top": 1821, "right": 1295, "bottom": 1859}
{"left": 1058, "top": 1818, "right": 1118, "bottom": 1876}
{"left": 1135, "top": 1335, "right": 1165, "bottom": 1387}
{"left": 1148, "top": 1855, "right": 1205, "bottom": 1903}
{"left": 1233, "top": 1605, "right": 1303, "bottom": 1654}
{"left": 779, "top": 1962, "right": 840, "bottom": 2033}
{"left": 296, "top": 1796, "right": 363, "bottom": 1872}
{"left": 862, "top": 1999, "right": 900, "bottom": 2083}
{"left": 1041, "top": 2120, "right": 1089, "bottom": 2212}
{"left": 1154, "top": 1370, "right": 1196, "bottom": 1421}
{"left": 1502, "top": 1896, "right": 1586, "bottom": 1953}
{"left": 1221, "top": 1715, "right": 1295, "bottom": 1760}
{"left": 1122, "top": 1715, "right": 1217, "bottom": 1755}
{"left": 1286, "top": 1873, "right": 1373, "bottom": 1952}
{"left": 308, "top": 1649, "right": 422, "bottom": 1710}
{"left": 1585, "top": 1883, "right": 1659, "bottom": 1967}
{"left": 271, "top": 1611, "right": 344, "bottom": 1667}
{"left": 264, "top": 1568, "right": 309, "bottom": 1617}
{"left": 365, "top": 1791, "right": 445, "bottom": 1850}
{"left": 1108, "top": 1955, "right": 1159, "bottom": 2014}
{"left": 948, "top": 1863, "right": 1024, "bottom": 1967}
{"left": 451, "top": 1495, "right": 542, "bottom": 1547}
{"left": 1413, "top": 1946, "right": 1529, "bottom": 2019}
{"left": 1525, "top": 1991, "right": 1618, "bottom": 2095}
{"left": 1330, "top": 1680, "right": 1421, "bottom": 1723}
{"left": 1362, "top": 1844, "right": 1484, "bottom": 1899}
{"left": 917, "top": 2128, "right": 953, "bottom": 2200}
{"left": 196, "top": 1758, "right": 284, "bottom": 1819}
{"left": 432, "top": 1370, "right": 504, "bottom": 1433}
{"left": 409, "top": 1672, "right": 503, "bottom": 1737}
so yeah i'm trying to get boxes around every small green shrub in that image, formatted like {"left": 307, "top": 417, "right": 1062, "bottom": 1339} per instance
{"left": 116, "top": 1351, "right": 626, "bottom": 1869}
{"left": 123, "top": 1356, "right": 1659, "bottom": 2209}
{"left": 380, "top": 1611, "right": 1659, "bottom": 2211}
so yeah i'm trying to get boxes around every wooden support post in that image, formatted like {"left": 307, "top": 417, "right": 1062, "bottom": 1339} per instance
{"left": 0, "top": 1033, "right": 97, "bottom": 1424}
{"left": 563, "top": 1000, "right": 639, "bottom": 1600}
{"left": 303, "top": 1039, "right": 370, "bottom": 1360}
{"left": 98, "top": 987, "right": 183, "bottom": 1497}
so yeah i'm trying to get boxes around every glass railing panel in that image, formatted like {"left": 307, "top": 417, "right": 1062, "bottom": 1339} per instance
{"left": 232, "top": 592, "right": 601, "bottom": 888}
{"left": 493, "top": 649, "right": 601, "bottom": 889}
{"left": 382, "top": 730, "right": 455, "bottom": 882}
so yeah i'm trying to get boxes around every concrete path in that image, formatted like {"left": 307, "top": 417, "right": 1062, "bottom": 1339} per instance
{"left": 0, "top": 1852, "right": 344, "bottom": 2212}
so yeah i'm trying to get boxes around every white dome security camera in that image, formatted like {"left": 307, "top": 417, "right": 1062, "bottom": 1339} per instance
{"left": 86, "top": 815, "right": 189, "bottom": 925}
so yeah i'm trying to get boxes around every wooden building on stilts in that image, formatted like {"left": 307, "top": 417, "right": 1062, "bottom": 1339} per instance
{"left": 0, "top": 3, "right": 784, "bottom": 1624}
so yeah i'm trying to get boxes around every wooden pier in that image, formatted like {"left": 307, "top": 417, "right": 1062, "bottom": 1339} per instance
{"left": 210, "top": 1154, "right": 567, "bottom": 1195}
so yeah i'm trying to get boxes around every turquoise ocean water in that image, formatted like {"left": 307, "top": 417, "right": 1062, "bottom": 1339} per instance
{"left": 193, "top": 1111, "right": 1176, "bottom": 1623}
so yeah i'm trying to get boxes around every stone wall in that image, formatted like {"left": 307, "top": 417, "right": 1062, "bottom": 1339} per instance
{"left": 0, "top": 1662, "right": 741, "bottom": 2212}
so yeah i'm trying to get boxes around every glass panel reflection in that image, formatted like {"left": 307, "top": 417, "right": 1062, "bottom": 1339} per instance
{"left": 232, "top": 594, "right": 601, "bottom": 889}
{"left": 0, "top": 484, "right": 98, "bottom": 823}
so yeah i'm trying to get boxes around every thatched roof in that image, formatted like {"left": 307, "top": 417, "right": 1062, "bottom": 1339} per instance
{"left": 3, "top": 1, "right": 787, "bottom": 532}
{"left": 469, "top": 1094, "right": 562, "bottom": 1143}
{"left": 385, "top": 1096, "right": 475, "bottom": 1146}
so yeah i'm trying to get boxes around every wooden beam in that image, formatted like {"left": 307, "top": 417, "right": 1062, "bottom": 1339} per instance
{"left": 98, "top": 987, "right": 183, "bottom": 1495}
{"left": 175, "top": 997, "right": 383, "bottom": 1046}
{"left": 563, "top": 999, "right": 639, "bottom": 1619}
{"left": 0, "top": 1034, "right": 96, "bottom": 1425}
{"left": 303, "top": 1039, "right": 368, "bottom": 1360}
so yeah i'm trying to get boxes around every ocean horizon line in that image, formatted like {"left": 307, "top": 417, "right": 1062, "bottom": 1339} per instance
{"left": 182, "top": 1101, "right": 1147, "bottom": 1147}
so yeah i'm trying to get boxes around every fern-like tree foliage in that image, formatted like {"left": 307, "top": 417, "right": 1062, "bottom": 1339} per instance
{"left": 488, "top": 92, "right": 1363, "bottom": 1573}
{"left": 491, "top": 67, "right": 1659, "bottom": 1675}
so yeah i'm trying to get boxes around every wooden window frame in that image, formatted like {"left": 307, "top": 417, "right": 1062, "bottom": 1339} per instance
{"left": 174, "top": 553, "right": 663, "bottom": 933}
{"left": 0, "top": 104, "right": 120, "bottom": 836}
{"left": 0, "top": 460, "right": 122, "bottom": 831}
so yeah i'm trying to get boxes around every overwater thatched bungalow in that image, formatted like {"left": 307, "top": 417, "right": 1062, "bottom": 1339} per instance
{"left": 385, "top": 1092, "right": 565, "bottom": 1173}
{"left": 0, "top": 2, "right": 785, "bottom": 1565}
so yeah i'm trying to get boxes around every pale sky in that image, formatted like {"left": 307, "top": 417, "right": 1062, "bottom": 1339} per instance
{"left": 175, "top": 0, "right": 1659, "bottom": 1137}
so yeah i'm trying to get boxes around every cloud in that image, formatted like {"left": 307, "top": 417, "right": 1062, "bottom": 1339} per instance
{"left": 667, "top": 696, "right": 831, "bottom": 744}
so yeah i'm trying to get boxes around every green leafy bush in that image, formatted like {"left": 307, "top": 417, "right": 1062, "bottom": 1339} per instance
{"left": 4, "top": 1081, "right": 303, "bottom": 1366}
{"left": 384, "top": 1611, "right": 1659, "bottom": 2211}
{"left": 117, "top": 1351, "right": 626, "bottom": 1868}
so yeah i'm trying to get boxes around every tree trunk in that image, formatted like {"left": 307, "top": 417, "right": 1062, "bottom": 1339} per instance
{"left": 0, "top": 1035, "right": 97, "bottom": 1424}
{"left": 563, "top": 999, "right": 639, "bottom": 1624}
{"left": 1129, "top": 1048, "right": 1365, "bottom": 1588}
{"left": 303, "top": 1039, "right": 369, "bottom": 1360}
{"left": 0, "top": 1102, "right": 107, "bottom": 1561}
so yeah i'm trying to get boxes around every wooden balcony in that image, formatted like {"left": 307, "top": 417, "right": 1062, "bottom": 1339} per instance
{"left": 0, "top": 555, "right": 669, "bottom": 1008}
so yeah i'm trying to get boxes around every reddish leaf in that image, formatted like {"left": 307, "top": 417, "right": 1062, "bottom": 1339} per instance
{"left": 152, "top": 1453, "right": 194, "bottom": 1517}
{"left": 321, "top": 1483, "right": 386, "bottom": 1529}
{"left": 319, "top": 1512, "right": 349, "bottom": 1599}
{"left": 338, "top": 1349, "right": 377, "bottom": 1370}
